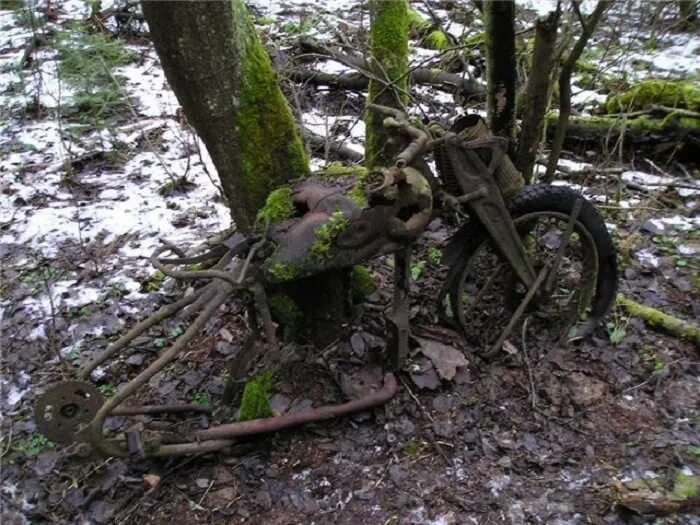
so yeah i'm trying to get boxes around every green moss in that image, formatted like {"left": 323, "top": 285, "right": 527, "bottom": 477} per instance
{"left": 617, "top": 294, "right": 700, "bottom": 346}
{"left": 238, "top": 370, "right": 274, "bottom": 421}
{"left": 268, "top": 260, "right": 300, "bottom": 282}
{"left": 423, "top": 30, "right": 449, "bottom": 50}
{"left": 366, "top": 0, "right": 409, "bottom": 167}
{"left": 348, "top": 168, "right": 374, "bottom": 208}
{"left": 141, "top": 270, "right": 166, "bottom": 292}
{"left": 404, "top": 441, "right": 421, "bottom": 455}
{"left": 671, "top": 472, "right": 698, "bottom": 501}
{"left": 319, "top": 163, "right": 369, "bottom": 179}
{"left": 561, "top": 114, "right": 700, "bottom": 132}
{"left": 606, "top": 80, "right": 700, "bottom": 113}
{"left": 269, "top": 293, "right": 302, "bottom": 339}
{"left": 256, "top": 186, "right": 295, "bottom": 225}
{"left": 464, "top": 32, "right": 484, "bottom": 46}
{"left": 308, "top": 210, "right": 349, "bottom": 261}
{"left": 407, "top": 7, "right": 430, "bottom": 34}
{"left": 231, "top": 0, "right": 309, "bottom": 228}
{"left": 351, "top": 265, "right": 376, "bottom": 296}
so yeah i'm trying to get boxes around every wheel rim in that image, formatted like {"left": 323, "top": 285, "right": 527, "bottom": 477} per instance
{"left": 450, "top": 211, "right": 599, "bottom": 354}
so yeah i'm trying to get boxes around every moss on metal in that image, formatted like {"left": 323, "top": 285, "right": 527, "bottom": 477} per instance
{"left": 256, "top": 186, "right": 295, "bottom": 224}
{"left": 308, "top": 210, "right": 350, "bottom": 261}
{"left": 268, "top": 293, "right": 302, "bottom": 339}
{"left": 238, "top": 370, "right": 274, "bottom": 421}
{"left": 351, "top": 265, "right": 376, "bottom": 295}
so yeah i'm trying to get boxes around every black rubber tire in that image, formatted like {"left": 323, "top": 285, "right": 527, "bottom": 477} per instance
{"left": 445, "top": 183, "right": 618, "bottom": 344}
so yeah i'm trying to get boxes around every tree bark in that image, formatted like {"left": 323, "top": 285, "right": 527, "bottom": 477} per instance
{"left": 141, "top": 0, "right": 308, "bottom": 233}
{"left": 543, "top": 1, "right": 610, "bottom": 183}
{"left": 365, "top": 0, "right": 409, "bottom": 168}
{"left": 514, "top": 6, "right": 561, "bottom": 183}
{"left": 483, "top": 0, "right": 517, "bottom": 139}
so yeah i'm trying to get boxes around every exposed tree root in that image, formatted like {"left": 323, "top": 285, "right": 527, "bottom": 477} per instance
{"left": 617, "top": 294, "right": 700, "bottom": 348}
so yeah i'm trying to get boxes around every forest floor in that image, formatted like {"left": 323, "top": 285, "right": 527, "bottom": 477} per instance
{"left": 1, "top": 1, "right": 699, "bottom": 524}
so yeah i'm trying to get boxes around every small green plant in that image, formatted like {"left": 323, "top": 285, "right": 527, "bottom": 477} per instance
{"left": 404, "top": 441, "right": 421, "bottom": 455}
{"left": 14, "top": 434, "right": 55, "bottom": 456}
{"left": 56, "top": 25, "right": 137, "bottom": 124}
{"left": 411, "top": 260, "right": 426, "bottom": 280}
{"left": 688, "top": 445, "right": 700, "bottom": 461}
{"left": 427, "top": 247, "right": 442, "bottom": 265}
{"left": 238, "top": 371, "right": 274, "bottom": 421}
{"left": 280, "top": 18, "right": 313, "bottom": 34}
{"left": 98, "top": 382, "right": 117, "bottom": 397}
{"left": 194, "top": 390, "right": 212, "bottom": 407}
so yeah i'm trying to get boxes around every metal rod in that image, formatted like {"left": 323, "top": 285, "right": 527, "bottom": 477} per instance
{"left": 485, "top": 266, "right": 549, "bottom": 357}
{"left": 193, "top": 373, "right": 398, "bottom": 441}
{"left": 111, "top": 404, "right": 212, "bottom": 416}
{"left": 79, "top": 287, "right": 206, "bottom": 380}
{"left": 543, "top": 199, "right": 582, "bottom": 293}
{"left": 86, "top": 288, "right": 232, "bottom": 457}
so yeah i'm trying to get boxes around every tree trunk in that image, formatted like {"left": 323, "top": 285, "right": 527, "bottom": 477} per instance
{"left": 365, "top": 0, "right": 409, "bottom": 168}
{"left": 483, "top": 0, "right": 516, "bottom": 139}
{"left": 514, "top": 7, "right": 561, "bottom": 183}
{"left": 678, "top": 0, "right": 698, "bottom": 28}
{"left": 141, "top": 0, "right": 308, "bottom": 233}
{"left": 543, "top": 1, "right": 610, "bottom": 183}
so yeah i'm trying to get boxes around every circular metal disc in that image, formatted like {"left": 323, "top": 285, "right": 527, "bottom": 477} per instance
{"left": 34, "top": 381, "right": 103, "bottom": 444}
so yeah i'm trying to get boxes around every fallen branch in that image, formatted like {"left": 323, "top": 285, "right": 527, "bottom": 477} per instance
{"left": 302, "top": 127, "right": 365, "bottom": 163}
{"left": 294, "top": 37, "right": 484, "bottom": 100}
{"left": 617, "top": 294, "right": 700, "bottom": 348}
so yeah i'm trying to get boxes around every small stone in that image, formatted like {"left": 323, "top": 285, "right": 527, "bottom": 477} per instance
{"left": 433, "top": 419, "right": 455, "bottom": 438}
{"left": 432, "top": 395, "right": 452, "bottom": 412}
{"left": 394, "top": 417, "right": 415, "bottom": 435}
{"left": 126, "top": 353, "right": 144, "bottom": 365}
{"left": 497, "top": 456, "right": 512, "bottom": 468}
{"left": 256, "top": 489, "right": 272, "bottom": 510}
{"left": 350, "top": 332, "right": 366, "bottom": 357}
{"left": 195, "top": 478, "right": 211, "bottom": 489}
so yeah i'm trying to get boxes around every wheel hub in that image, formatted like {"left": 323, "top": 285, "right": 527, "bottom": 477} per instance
{"left": 34, "top": 381, "right": 103, "bottom": 444}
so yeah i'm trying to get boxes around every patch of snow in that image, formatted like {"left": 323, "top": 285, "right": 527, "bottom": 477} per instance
{"left": 636, "top": 247, "right": 660, "bottom": 269}
{"left": 487, "top": 474, "right": 511, "bottom": 497}
{"left": 678, "top": 243, "right": 699, "bottom": 256}
{"left": 557, "top": 158, "right": 593, "bottom": 173}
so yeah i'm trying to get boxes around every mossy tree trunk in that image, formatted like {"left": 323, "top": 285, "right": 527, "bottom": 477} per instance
{"left": 365, "top": 0, "right": 409, "bottom": 168}
{"left": 543, "top": 1, "right": 610, "bottom": 183}
{"left": 141, "top": 0, "right": 308, "bottom": 233}
{"left": 142, "top": 1, "right": 353, "bottom": 348}
{"left": 514, "top": 7, "right": 561, "bottom": 183}
{"left": 483, "top": 0, "right": 517, "bottom": 139}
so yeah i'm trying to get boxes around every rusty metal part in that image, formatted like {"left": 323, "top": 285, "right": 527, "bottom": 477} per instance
{"left": 193, "top": 373, "right": 398, "bottom": 442}
{"left": 111, "top": 403, "right": 212, "bottom": 416}
{"left": 85, "top": 287, "right": 232, "bottom": 458}
{"left": 35, "top": 381, "right": 104, "bottom": 444}
{"left": 387, "top": 250, "right": 411, "bottom": 370}
{"left": 442, "top": 133, "right": 536, "bottom": 289}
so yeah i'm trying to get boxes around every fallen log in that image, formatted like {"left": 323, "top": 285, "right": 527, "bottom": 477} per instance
{"left": 294, "top": 37, "right": 485, "bottom": 100}
{"left": 547, "top": 115, "right": 700, "bottom": 148}
{"left": 302, "top": 127, "right": 365, "bottom": 163}
{"left": 617, "top": 294, "right": 700, "bottom": 348}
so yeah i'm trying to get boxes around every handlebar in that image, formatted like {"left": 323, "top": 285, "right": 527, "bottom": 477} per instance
{"left": 367, "top": 103, "right": 431, "bottom": 168}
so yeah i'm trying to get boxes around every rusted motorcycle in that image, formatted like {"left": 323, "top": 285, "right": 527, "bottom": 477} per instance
{"left": 35, "top": 104, "right": 618, "bottom": 459}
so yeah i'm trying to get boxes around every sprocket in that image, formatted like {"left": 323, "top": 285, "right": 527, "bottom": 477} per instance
{"left": 34, "top": 381, "right": 103, "bottom": 444}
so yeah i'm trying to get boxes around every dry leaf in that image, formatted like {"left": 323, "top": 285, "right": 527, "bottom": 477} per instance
{"left": 143, "top": 473, "right": 161, "bottom": 488}
{"left": 417, "top": 337, "right": 468, "bottom": 381}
